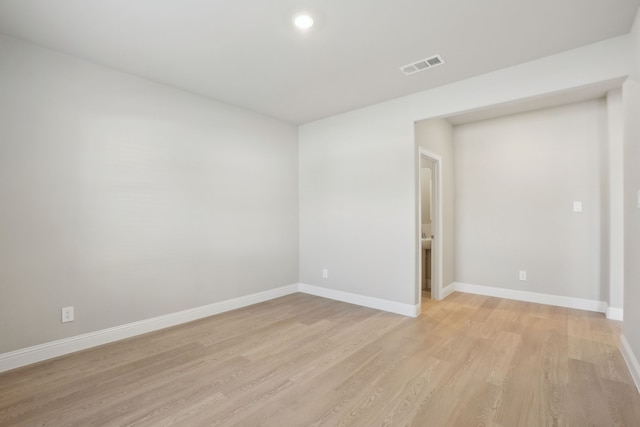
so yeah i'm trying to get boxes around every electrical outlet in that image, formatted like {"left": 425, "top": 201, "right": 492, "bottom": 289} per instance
{"left": 322, "top": 268, "right": 328, "bottom": 279}
{"left": 519, "top": 271, "right": 527, "bottom": 281}
{"left": 61, "top": 306, "right": 74, "bottom": 323}
{"left": 573, "top": 201, "right": 583, "bottom": 213}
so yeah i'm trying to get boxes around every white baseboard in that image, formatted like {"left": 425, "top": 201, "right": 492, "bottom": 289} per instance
{"left": 8, "top": 281, "right": 616, "bottom": 374}
{"left": 298, "top": 283, "right": 420, "bottom": 318}
{"left": 620, "top": 335, "right": 640, "bottom": 394}
{"left": 606, "top": 306, "right": 624, "bottom": 321}
{"left": 440, "top": 282, "right": 456, "bottom": 299}
{"left": 452, "top": 282, "right": 608, "bottom": 313}
{"left": 0, "top": 283, "right": 420, "bottom": 373}
{"left": 0, "top": 284, "right": 298, "bottom": 373}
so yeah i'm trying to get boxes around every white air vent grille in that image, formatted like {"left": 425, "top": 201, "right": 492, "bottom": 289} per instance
{"left": 401, "top": 65, "right": 418, "bottom": 74}
{"left": 400, "top": 55, "right": 445, "bottom": 76}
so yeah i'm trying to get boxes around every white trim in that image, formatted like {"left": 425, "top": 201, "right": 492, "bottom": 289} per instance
{"left": 452, "top": 282, "right": 608, "bottom": 313}
{"left": 298, "top": 283, "right": 420, "bottom": 318}
{"left": 441, "top": 282, "right": 456, "bottom": 299}
{"left": 620, "top": 335, "right": 640, "bottom": 394}
{"left": 0, "top": 284, "right": 298, "bottom": 373}
{"left": 606, "top": 306, "right": 624, "bottom": 321}
{"left": 0, "top": 283, "right": 423, "bottom": 373}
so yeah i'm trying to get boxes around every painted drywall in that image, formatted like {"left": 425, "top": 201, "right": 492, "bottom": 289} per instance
{"left": 606, "top": 89, "right": 624, "bottom": 311}
{"left": 0, "top": 35, "right": 299, "bottom": 353}
{"left": 622, "top": 7, "right": 640, "bottom": 382}
{"left": 632, "top": 7, "right": 640, "bottom": 81}
{"left": 299, "top": 35, "right": 630, "bottom": 306}
{"left": 298, "top": 113, "right": 416, "bottom": 304}
{"left": 623, "top": 79, "right": 640, "bottom": 378}
{"left": 420, "top": 168, "right": 431, "bottom": 227}
{"left": 453, "top": 100, "right": 607, "bottom": 300}
{"left": 415, "top": 119, "right": 455, "bottom": 291}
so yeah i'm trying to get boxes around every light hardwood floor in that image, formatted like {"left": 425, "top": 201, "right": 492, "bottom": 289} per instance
{"left": 1, "top": 292, "right": 639, "bottom": 426}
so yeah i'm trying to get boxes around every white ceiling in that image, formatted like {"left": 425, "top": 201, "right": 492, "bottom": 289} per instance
{"left": 0, "top": 0, "right": 638, "bottom": 124}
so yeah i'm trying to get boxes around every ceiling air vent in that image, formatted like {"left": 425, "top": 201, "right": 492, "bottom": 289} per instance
{"left": 400, "top": 55, "right": 445, "bottom": 76}
{"left": 401, "top": 64, "right": 418, "bottom": 74}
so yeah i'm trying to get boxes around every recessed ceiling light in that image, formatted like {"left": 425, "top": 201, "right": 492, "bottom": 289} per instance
{"left": 293, "top": 13, "right": 314, "bottom": 30}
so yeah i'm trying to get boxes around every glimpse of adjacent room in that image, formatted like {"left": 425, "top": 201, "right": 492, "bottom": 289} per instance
{"left": 419, "top": 157, "right": 434, "bottom": 299}
{"left": 414, "top": 87, "right": 624, "bottom": 318}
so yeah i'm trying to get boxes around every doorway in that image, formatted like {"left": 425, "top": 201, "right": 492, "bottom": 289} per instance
{"left": 418, "top": 149, "right": 442, "bottom": 306}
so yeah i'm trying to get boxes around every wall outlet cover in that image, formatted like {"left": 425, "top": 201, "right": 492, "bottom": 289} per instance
{"left": 61, "top": 306, "right": 74, "bottom": 323}
{"left": 573, "top": 201, "right": 583, "bottom": 212}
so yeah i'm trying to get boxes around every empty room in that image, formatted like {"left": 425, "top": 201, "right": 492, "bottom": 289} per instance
{"left": 1, "top": 0, "right": 640, "bottom": 425}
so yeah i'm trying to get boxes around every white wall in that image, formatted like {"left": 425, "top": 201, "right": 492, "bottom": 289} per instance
{"left": 453, "top": 100, "right": 607, "bottom": 300}
{"left": 622, "top": 6, "right": 640, "bottom": 387}
{"left": 0, "top": 35, "right": 299, "bottom": 353}
{"left": 632, "top": 8, "right": 640, "bottom": 82}
{"left": 415, "top": 119, "right": 455, "bottom": 292}
{"left": 420, "top": 162, "right": 431, "bottom": 222}
{"left": 623, "top": 79, "right": 640, "bottom": 386}
{"left": 606, "top": 89, "right": 624, "bottom": 313}
{"left": 420, "top": 168, "right": 431, "bottom": 227}
{"left": 299, "top": 35, "right": 630, "bottom": 306}
{"left": 298, "top": 114, "right": 416, "bottom": 304}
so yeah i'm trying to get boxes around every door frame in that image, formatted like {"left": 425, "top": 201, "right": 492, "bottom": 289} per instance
{"left": 418, "top": 148, "right": 443, "bottom": 304}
